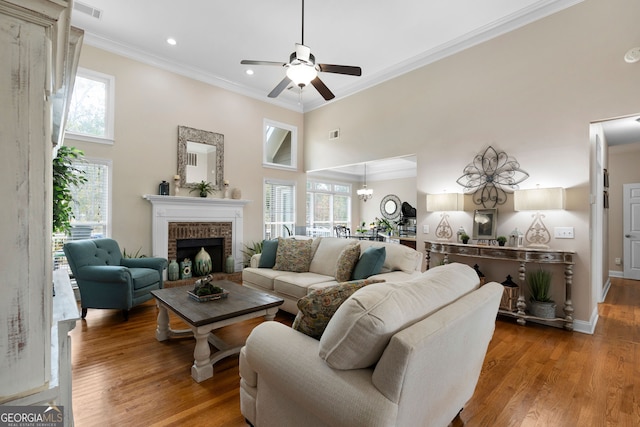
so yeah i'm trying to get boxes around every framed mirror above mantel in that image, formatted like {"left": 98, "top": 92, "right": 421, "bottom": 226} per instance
{"left": 264, "top": 119, "right": 297, "bottom": 170}
{"left": 177, "top": 125, "right": 224, "bottom": 190}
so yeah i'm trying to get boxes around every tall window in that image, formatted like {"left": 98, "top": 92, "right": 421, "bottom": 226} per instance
{"left": 264, "top": 179, "right": 295, "bottom": 239}
{"left": 70, "top": 158, "right": 112, "bottom": 239}
{"left": 307, "top": 180, "right": 351, "bottom": 237}
{"left": 66, "top": 68, "right": 115, "bottom": 144}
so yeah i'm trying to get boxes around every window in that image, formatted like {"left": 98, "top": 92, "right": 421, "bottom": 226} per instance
{"left": 264, "top": 179, "right": 295, "bottom": 239}
{"left": 306, "top": 180, "right": 351, "bottom": 237}
{"left": 65, "top": 68, "right": 115, "bottom": 144}
{"left": 53, "top": 158, "right": 112, "bottom": 272}
{"left": 69, "top": 158, "right": 112, "bottom": 239}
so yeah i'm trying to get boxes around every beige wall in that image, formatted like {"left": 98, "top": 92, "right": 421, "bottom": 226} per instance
{"left": 66, "top": 45, "right": 305, "bottom": 254}
{"left": 608, "top": 142, "right": 640, "bottom": 273}
{"left": 358, "top": 176, "right": 417, "bottom": 227}
{"left": 303, "top": 0, "right": 640, "bottom": 326}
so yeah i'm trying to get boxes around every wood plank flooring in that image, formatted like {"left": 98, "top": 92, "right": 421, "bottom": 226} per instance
{"left": 71, "top": 278, "right": 640, "bottom": 426}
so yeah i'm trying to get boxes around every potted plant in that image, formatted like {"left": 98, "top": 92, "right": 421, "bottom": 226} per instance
{"left": 460, "top": 233, "right": 470, "bottom": 244}
{"left": 496, "top": 236, "right": 507, "bottom": 246}
{"left": 52, "top": 146, "right": 87, "bottom": 234}
{"left": 190, "top": 180, "right": 214, "bottom": 198}
{"left": 527, "top": 269, "right": 556, "bottom": 318}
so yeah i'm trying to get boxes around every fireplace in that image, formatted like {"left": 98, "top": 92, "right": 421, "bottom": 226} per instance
{"left": 144, "top": 195, "right": 249, "bottom": 274}
{"left": 168, "top": 222, "right": 232, "bottom": 274}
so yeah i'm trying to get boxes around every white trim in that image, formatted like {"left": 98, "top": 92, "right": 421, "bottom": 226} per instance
{"left": 608, "top": 270, "right": 624, "bottom": 278}
{"left": 65, "top": 132, "right": 114, "bottom": 145}
{"left": 601, "top": 276, "right": 612, "bottom": 302}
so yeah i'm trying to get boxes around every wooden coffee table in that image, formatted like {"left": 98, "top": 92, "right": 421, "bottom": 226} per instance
{"left": 151, "top": 280, "right": 284, "bottom": 382}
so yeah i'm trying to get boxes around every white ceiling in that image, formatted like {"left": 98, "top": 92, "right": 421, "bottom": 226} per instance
{"left": 70, "top": 0, "right": 582, "bottom": 113}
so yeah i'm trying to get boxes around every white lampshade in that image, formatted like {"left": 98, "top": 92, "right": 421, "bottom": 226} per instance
{"left": 513, "top": 187, "right": 565, "bottom": 211}
{"left": 426, "top": 193, "right": 464, "bottom": 212}
{"left": 286, "top": 64, "right": 318, "bottom": 86}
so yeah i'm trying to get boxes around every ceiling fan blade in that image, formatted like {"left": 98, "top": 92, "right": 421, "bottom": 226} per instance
{"left": 310, "top": 77, "right": 335, "bottom": 101}
{"left": 241, "top": 60, "right": 286, "bottom": 67}
{"left": 268, "top": 77, "right": 293, "bottom": 98}
{"left": 318, "top": 64, "right": 362, "bottom": 76}
{"left": 295, "top": 43, "right": 311, "bottom": 63}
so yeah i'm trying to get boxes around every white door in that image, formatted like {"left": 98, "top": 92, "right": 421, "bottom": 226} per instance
{"left": 623, "top": 183, "right": 640, "bottom": 280}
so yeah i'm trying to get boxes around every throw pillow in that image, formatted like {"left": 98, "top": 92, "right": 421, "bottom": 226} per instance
{"left": 292, "top": 278, "right": 385, "bottom": 340}
{"left": 258, "top": 239, "right": 278, "bottom": 268}
{"left": 273, "top": 238, "right": 313, "bottom": 272}
{"left": 352, "top": 246, "right": 386, "bottom": 280}
{"left": 335, "top": 243, "right": 360, "bottom": 282}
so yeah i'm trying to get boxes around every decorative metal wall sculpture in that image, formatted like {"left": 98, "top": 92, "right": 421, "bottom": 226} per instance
{"left": 456, "top": 146, "right": 529, "bottom": 208}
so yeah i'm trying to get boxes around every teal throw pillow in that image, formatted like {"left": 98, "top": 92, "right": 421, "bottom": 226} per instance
{"left": 258, "top": 239, "right": 278, "bottom": 268}
{"left": 352, "top": 246, "right": 386, "bottom": 280}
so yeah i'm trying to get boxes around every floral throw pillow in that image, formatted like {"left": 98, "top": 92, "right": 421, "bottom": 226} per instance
{"left": 292, "top": 278, "right": 385, "bottom": 340}
{"left": 273, "top": 237, "right": 313, "bottom": 272}
{"left": 335, "top": 243, "right": 360, "bottom": 282}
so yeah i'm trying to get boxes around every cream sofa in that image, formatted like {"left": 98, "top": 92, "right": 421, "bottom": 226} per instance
{"left": 242, "top": 237, "right": 423, "bottom": 314}
{"left": 239, "top": 263, "right": 503, "bottom": 427}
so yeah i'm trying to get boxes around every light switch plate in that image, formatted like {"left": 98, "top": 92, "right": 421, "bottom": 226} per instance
{"left": 423, "top": 225, "right": 430, "bottom": 234}
{"left": 554, "top": 227, "right": 574, "bottom": 239}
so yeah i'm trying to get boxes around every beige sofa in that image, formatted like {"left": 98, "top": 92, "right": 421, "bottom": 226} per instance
{"left": 239, "top": 263, "right": 503, "bottom": 427}
{"left": 242, "top": 237, "right": 423, "bottom": 314}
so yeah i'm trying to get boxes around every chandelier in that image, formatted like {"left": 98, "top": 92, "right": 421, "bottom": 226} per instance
{"left": 357, "top": 163, "right": 373, "bottom": 202}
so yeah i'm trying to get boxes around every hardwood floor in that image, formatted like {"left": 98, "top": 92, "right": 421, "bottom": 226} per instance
{"left": 71, "top": 278, "right": 640, "bottom": 426}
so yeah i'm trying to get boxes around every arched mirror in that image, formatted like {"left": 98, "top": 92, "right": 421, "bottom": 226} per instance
{"left": 264, "top": 119, "right": 297, "bottom": 170}
{"left": 380, "top": 194, "right": 401, "bottom": 220}
{"left": 178, "top": 125, "right": 224, "bottom": 190}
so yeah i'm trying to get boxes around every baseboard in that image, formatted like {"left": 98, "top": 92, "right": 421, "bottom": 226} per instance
{"left": 601, "top": 276, "right": 612, "bottom": 302}
{"left": 609, "top": 270, "right": 623, "bottom": 278}
{"left": 573, "top": 306, "right": 599, "bottom": 334}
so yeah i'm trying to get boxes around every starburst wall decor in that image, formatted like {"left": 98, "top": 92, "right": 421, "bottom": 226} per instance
{"left": 456, "top": 146, "right": 529, "bottom": 208}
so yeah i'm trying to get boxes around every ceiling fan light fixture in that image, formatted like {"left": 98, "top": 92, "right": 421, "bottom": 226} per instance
{"left": 286, "top": 64, "right": 318, "bottom": 87}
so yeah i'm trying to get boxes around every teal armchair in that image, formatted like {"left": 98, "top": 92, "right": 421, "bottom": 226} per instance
{"left": 63, "top": 238, "right": 167, "bottom": 320}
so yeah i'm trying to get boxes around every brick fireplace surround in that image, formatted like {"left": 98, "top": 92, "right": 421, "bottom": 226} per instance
{"left": 143, "top": 195, "right": 249, "bottom": 274}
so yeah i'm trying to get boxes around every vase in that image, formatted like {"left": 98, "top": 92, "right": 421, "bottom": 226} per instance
{"left": 168, "top": 260, "right": 179, "bottom": 281}
{"left": 179, "top": 258, "right": 192, "bottom": 279}
{"left": 194, "top": 247, "right": 212, "bottom": 276}
{"left": 225, "top": 255, "right": 235, "bottom": 273}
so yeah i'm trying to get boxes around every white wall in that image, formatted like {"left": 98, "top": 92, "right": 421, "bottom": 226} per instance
{"left": 303, "top": 0, "right": 640, "bottom": 327}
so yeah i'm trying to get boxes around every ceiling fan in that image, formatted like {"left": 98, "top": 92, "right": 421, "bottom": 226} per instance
{"left": 240, "top": 0, "right": 362, "bottom": 101}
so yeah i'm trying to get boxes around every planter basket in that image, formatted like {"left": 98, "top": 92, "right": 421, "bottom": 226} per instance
{"left": 529, "top": 301, "right": 557, "bottom": 319}
{"left": 500, "top": 286, "right": 519, "bottom": 312}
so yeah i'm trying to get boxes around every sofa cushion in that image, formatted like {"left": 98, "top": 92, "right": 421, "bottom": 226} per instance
{"left": 273, "top": 238, "right": 313, "bottom": 272}
{"left": 359, "top": 240, "right": 420, "bottom": 273}
{"left": 352, "top": 246, "right": 386, "bottom": 280}
{"left": 319, "top": 263, "right": 481, "bottom": 370}
{"left": 258, "top": 239, "right": 278, "bottom": 268}
{"left": 335, "top": 243, "right": 360, "bottom": 282}
{"left": 274, "top": 273, "right": 336, "bottom": 299}
{"left": 292, "top": 278, "right": 385, "bottom": 340}
{"left": 309, "top": 238, "right": 353, "bottom": 276}
{"left": 242, "top": 267, "right": 285, "bottom": 291}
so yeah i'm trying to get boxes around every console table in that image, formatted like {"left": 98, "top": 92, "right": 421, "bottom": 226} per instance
{"left": 424, "top": 241, "right": 575, "bottom": 330}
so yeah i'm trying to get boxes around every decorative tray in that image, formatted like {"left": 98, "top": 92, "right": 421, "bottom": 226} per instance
{"left": 187, "top": 289, "right": 229, "bottom": 303}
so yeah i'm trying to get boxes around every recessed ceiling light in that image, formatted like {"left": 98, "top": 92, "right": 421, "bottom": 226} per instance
{"left": 245, "top": 69, "right": 254, "bottom": 75}
{"left": 166, "top": 38, "right": 177, "bottom": 46}
{"left": 624, "top": 47, "right": 640, "bottom": 63}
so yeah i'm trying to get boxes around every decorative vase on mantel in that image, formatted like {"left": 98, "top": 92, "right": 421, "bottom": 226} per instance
{"left": 194, "top": 248, "right": 212, "bottom": 276}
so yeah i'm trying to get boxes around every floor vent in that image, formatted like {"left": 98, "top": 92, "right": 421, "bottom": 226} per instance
{"left": 74, "top": 1, "right": 103, "bottom": 19}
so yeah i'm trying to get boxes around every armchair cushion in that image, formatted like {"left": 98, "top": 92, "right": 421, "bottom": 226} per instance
{"left": 319, "top": 263, "right": 480, "bottom": 370}
{"left": 129, "top": 268, "right": 161, "bottom": 290}
{"left": 292, "top": 278, "right": 385, "bottom": 340}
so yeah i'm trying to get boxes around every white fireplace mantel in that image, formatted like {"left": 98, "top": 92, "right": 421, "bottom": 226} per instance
{"left": 143, "top": 195, "right": 250, "bottom": 271}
